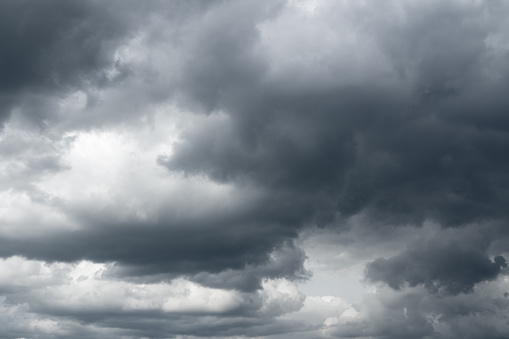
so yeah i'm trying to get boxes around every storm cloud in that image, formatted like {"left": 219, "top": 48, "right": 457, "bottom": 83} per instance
{"left": 366, "top": 240, "right": 507, "bottom": 295}
{"left": 0, "top": 0, "right": 509, "bottom": 338}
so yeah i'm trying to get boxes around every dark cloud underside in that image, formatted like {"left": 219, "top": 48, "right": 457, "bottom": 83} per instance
{"left": 1, "top": 0, "right": 509, "bottom": 338}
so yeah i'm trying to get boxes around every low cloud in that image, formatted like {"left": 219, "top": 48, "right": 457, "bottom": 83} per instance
{"left": 366, "top": 240, "right": 507, "bottom": 295}
{"left": 1, "top": 0, "right": 509, "bottom": 338}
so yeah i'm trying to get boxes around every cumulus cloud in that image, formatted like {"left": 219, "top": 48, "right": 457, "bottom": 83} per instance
{"left": 366, "top": 240, "right": 507, "bottom": 295}
{"left": 0, "top": 0, "right": 131, "bottom": 125}
{"left": 1, "top": 0, "right": 509, "bottom": 337}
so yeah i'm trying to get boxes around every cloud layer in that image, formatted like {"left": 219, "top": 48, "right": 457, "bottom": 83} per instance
{"left": 1, "top": 0, "right": 509, "bottom": 338}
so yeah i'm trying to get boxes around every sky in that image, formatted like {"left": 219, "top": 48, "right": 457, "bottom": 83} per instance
{"left": 1, "top": 0, "right": 509, "bottom": 338}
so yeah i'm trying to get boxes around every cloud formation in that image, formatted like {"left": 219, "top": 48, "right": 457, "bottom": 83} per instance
{"left": 1, "top": 0, "right": 509, "bottom": 338}
{"left": 366, "top": 240, "right": 507, "bottom": 295}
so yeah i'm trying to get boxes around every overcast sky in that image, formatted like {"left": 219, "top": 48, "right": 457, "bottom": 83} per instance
{"left": 1, "top": 0, "right": 509, "bottom": 338}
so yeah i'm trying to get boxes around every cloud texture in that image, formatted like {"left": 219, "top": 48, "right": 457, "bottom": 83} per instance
{"left": 1, "top": 0, "right": 509, "bottom": 338}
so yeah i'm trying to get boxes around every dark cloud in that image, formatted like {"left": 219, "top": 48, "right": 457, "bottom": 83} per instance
{"left": 189, "top": 241, "right": 309, "bottom": 291}
{"left": 1, "top": 0, "right": 509, "bottom": 338}
{"left": 164, "top": 0, "right": 509, "bottom": 228}
{"left": 0, "top": 0, "right": 130, "bottom": 124}
{"left": 157, "top": 0, "right": 509, "bottom": 296}
{"left": 0, "top": 185, "right": 307, "bottom": 291}
{"left": 0, "top": 0, "right": 219, "bottom": 128}
{"left": 366, "top": 240, "right": 507, "bottom": 295}
{"left": 0, "top": 1, "right": 122, "bottom": 90}
{"left": 155, "top": 0, "right": 509, "bottom": 336}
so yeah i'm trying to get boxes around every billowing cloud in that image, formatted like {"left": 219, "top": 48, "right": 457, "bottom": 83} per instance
{"left": 366, "top": 240, "right": 507, "bottom": 295}
{"left": 1, "top": 0, "right": 509, "bottom": 338}
{"left": 0, "top": 0, "right": 129, "bottom": 125}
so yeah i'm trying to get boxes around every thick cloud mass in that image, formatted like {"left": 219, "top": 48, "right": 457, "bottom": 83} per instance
{"left": 1, "top": 0, "right": 509, "bottom": 338}
{"left": 166, "top": 0, "right": 509, "bottom": 227}
{"left": 0, "top": 0, "right": 129, "bottom": 124}
{"left": 366, "top": 240, "right": 507, "bottom": 295}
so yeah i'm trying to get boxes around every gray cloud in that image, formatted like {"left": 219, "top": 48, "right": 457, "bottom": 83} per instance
{"left": 164, "top": 0, "right": 509, "bottom": 228}
{"left": 325, "top": 281, "right": 509, "bottom": 339}
{"left": 366, "top": 240, "right": 507, "bottom": 295}
{"left": 1, "top": 0, "right": 509, "bottom": 338}
{"left": 0, "top": 0, "right": 132, "bottom": 124}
